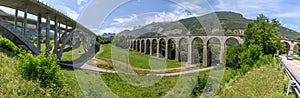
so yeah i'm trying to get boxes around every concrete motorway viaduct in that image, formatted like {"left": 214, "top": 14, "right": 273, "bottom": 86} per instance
{"left": 129, "top": 35, "right": 299, "bottom": 66}
{"left": 0, "top": 0, "right": 98, "bottom": 61}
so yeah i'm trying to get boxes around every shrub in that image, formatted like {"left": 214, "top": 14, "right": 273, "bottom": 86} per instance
{"left": 192, "top": 75, "right": 208, "bottom": 96}
{"left": 256, "top": 55, "right": 274, "bottom": 67}
{"left": 225, "top": 44, "right": 246, "bottom": 69}
{"left": 0, "top": 35, "right": 21, "bottom": 54}
{"left": 226, "top": 44, "right": 262, "bottom": 69}
{"left": 238, "top": 45, "right": 262, "bottom": 67}
{"left": 15, "top": 52, "right": 64, "bottom": 90}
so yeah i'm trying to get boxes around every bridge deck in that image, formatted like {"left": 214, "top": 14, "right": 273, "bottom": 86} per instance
{"left": 0, "top": 0, "right": 76, "bottom": 27}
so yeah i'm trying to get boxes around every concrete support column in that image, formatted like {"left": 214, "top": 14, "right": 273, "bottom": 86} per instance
{"left": 175, "top": 41, "right": 180, "bottom": 62}
{"left": 23, "top": 8, "right": 28, "bottom": 35}
{"left": 58, "top": 23, "right": 61, "bottom": 39}
{"left": 203, "top": 44, "right": 208, "bottom": 66}
{"left": 37, "top": 14, "right": 42, "bottom": 52}
{"left": 188, "top": 44, "right": 193, "bottom": 64}
{"left": 53, "top": 16, "right": 59, "bottom": 55}
{"left": 46, "top": 14, "right": 51, "bottom": 57}
{"left": 165, "top": 40, "right": 169, "bottom": 59}
{"left": 14, "top": 9, "right": 18, "bottom": 29}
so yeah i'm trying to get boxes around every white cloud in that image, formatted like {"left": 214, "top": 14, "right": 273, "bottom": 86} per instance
{"left": 77, "top": 0, "right": 88, "bottom": 5}
{"left": 0, "top": 6, "right": 15, "bottom": 15}
{"left": 274, "top": 12, "right": 300, "bottom": 18}
{"left": 111, "top": 14, "right": 137, "bottom": 25}
{"left": 98, "top": 2, "right": 205, "bottom": 35}
{"left": 213, "top": 0, "right": 300, "bottom": 19}
{"left": 283, "top": 24, "right": 300, "bottom": 31}
{"left": 99, "top": 7, "right": 195, "bottom": 35}
{"left": 98, "top": 27, "right": 134, "bottom": 35}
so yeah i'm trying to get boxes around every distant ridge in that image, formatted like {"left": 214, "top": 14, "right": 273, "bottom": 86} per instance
{"left": 117, "top": 11, "right": 300, "bottom": 39}
{"left": 101, "top": 33, "right": 116, "bottom": 38}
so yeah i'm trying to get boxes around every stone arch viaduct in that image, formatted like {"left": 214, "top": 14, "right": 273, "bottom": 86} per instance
{"left": 129, "top": 35, "right": 244, "bottom": 66}
{"left": 129, "top": 35, "right": 300, "bottom": 66}
{"left": 281, "top": 39, "right": 300, "bottom": 55}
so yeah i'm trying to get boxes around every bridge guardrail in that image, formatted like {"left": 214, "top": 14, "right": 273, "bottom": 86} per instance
{"left": 280, "top": 59, "right": 300, "bottom": 96}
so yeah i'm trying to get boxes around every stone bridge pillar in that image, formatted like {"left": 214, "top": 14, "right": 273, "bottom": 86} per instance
{"left": 175, "top": 39, "right": 180, "bottom": 62}
{"left": 188, "top": 43, "right": 193, "bottom": 64}
{"left": 165, "top": 38, "right": 169, "bottom": 60}
{"left": 289, "top": 43, "right": 295, "bottom": 55}
{"left": 220, "top": 44, "right": 225, "bottom": 64}
{"left": 139, "top": 40, "right": 142, "bottom": 52}
{"left": 144, "top": 40, "right": 147, "bottom": 54}
{"left": 203, "top": 43, "right": 208, "bottom": 66}
{"left": 135, "top": 40, "right": 137, "bottom": 50}
{"left": 157, "top": 39, "right": 160, "bottom": 58}
{"left": 150, "top": 39, "right": 153, "bottom": 56}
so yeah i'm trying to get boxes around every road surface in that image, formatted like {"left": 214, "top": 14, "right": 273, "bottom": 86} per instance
{"left": 280, "top": 56, "right": 300, "bottom": 82}
{"left": 60, "top": 62, "right": 214, "bottom": 76}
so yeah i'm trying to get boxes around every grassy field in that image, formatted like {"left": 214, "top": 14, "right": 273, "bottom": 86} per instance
{"left": 72, "top": 69, "right": 210, "bottom": 97}
{"left": 96, "top": 44, "right": 186, "bottom": 69}
{"left": 0, "top": 48, "right": 85, "bottom": 97}
{"left": 215, "top": 60, "right": 297, "bottom": 97}
{"left": 293, "top": 56, "right": 300, "bottom": 61}
{"left": 0, "top": 47, "right": 210, "bottom": 97}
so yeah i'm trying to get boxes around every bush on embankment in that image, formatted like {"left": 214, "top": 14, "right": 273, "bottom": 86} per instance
{"left": 15, "top": 52, "right": 64, "bottom": 90}
{"left": 0, "top": 35, "right": 21, "bottom": 54}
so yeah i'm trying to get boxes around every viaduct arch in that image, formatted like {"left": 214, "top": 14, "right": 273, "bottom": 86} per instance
{"left": 281, "top": 39, "right": 300, "bottom": 55}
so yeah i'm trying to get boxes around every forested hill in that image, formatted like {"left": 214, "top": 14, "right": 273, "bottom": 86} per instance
{"left": 117, "top": 11, "right": 300, "bottom": 39}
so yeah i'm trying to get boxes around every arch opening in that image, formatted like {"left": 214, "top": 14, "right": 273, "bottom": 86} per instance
{"left": 159, "top": 39, "right": 166, "bottom": 58}
{"left": 137, "top": 40, "right": 140, "bottom": 52}
{"left": 145, "top": 39, "right": 150, "bottom": 54}
{"left": 151, "top": 39, "right": 157, "bottom": 56}
{"left": 167, "top": 39, "right": 176, "bottom": 60}
{"left": 207, "top": 37, "right": 221, "bottom": 66}
{"left": 179, "top": 38, "right": 188, "bottom": 62}
{"left": 192, "top": 37, "right": 203, "bottom": 64}
{"left": 293, "top": 44, "right": 300, "bottom": 56}
{"left": 225, "top": 38, "right": 239, "bottom": 49}
{"left": 280, "top": 42, "right": 290, "bottom": 55}
{"left": 141, "top": 40, "right": 145, "bottom": 53}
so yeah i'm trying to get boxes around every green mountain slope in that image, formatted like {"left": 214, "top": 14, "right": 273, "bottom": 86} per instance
{"left": 117, "top": 11, "right": 300, "bottom": 39}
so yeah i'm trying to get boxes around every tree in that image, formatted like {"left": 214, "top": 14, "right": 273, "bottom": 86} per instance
{"left": 297, "top": 35, "right": 300, "bottom": 40}
{"left": 244, "top": 14, "right": 281, "bottom": 54}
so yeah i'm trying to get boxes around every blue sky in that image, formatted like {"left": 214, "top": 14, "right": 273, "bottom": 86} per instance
{"left": 0, "top": 0, "right": 299, "bottom": 35}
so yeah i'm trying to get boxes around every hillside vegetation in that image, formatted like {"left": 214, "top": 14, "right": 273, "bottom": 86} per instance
{"left": 118, "top": 11, "right": 300, "bottom": 39}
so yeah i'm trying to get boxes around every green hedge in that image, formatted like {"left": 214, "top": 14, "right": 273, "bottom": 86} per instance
{"left": 15, "top": 52, "right": 64, "bottom": 90}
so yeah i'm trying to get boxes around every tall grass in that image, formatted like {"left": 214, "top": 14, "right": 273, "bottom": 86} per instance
{"left": 215, "top": 57, "right": 297, "bottom": 97}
